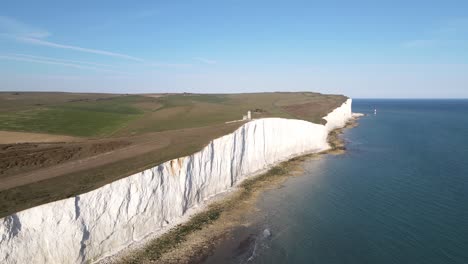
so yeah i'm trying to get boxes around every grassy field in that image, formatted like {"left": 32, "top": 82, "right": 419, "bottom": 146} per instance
{"left": 0, "top": 92, "right": 346, "bottom": 137}
{"left": 0, "top": 94, "right": 145, "bottom": 137}
{"left": 0, "top": 91, "right": 347, "bottom": 218}
{"left": 118, "top": 92, "right": 346, "bottom": 134}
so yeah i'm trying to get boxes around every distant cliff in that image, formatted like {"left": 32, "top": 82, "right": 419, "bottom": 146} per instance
{"left": 0, "top": 99, "right": 353, "bottom": 264}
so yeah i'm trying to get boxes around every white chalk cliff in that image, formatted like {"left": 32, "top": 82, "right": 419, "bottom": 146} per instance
{"left": 0, "top": 99, "right": 353, "bottom": 264}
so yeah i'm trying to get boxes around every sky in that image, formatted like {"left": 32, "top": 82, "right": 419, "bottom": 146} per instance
{"left": 0, "top": 0, "right": 467, "bottom": 98}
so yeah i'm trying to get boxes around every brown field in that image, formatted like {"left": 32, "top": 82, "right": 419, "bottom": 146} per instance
{"left": 0, "top": 91, "right": 347, "bottom": 218}
{"left": 0, "top": 131, "right": 79, "bottom": 144}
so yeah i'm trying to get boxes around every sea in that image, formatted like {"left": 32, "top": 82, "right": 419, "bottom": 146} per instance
{"left": 203, "top": 99, "right": 468, "bottom": 264}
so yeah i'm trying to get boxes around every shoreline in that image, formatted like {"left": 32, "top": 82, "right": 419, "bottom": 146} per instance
{"left": 108, "top": 116, "right": 361, "bottom": 264}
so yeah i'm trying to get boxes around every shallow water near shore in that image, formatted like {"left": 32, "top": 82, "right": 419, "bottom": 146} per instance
{"left": 203, "top": 99, "right": 468, "bottom": 264}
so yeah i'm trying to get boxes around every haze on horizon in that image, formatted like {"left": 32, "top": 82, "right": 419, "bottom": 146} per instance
{"left": 1, "top": 0, "right": 467, "bottom": 98}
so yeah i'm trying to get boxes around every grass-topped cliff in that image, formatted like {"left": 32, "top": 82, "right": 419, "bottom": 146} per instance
{"left": 0, "top": 92, "right": 346, "bottom": 137}
{"left": 0, "top": 92, "right": 346, "bottom": 218}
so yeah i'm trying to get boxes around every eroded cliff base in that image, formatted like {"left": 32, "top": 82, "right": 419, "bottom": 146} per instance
{"left": 325, "top": 117, "right": 360, "bottom": 155}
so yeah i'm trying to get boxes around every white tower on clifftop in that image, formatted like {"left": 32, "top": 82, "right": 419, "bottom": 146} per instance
{"left": 247, "top": 111, "right": 251, "bottom": 120}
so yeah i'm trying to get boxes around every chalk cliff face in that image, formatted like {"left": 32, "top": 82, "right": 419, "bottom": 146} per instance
{"left": 0, "top": 99, "right": 352, "bottom": 264}
{"left": 324, "top": 98, "right": 353, "bottom": 131}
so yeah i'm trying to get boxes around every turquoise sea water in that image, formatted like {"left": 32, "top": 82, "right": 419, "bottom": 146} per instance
{"left": 204, "top": 99, "right": 468, "bottom": 264}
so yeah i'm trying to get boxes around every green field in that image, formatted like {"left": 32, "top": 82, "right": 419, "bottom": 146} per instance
{"left": 0, "top": 92, "right": 347, "bottom": 137}
{"left": 0, "top": 94, "right": 144, "bottom": 137}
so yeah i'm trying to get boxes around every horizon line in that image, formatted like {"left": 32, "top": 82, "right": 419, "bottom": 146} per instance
{"left": 0, "top": 90, "right": 467, "bottom": 100}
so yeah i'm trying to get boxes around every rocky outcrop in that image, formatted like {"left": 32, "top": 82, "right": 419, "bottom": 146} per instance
{"left": 0, "top": 99, "right": 352, "bottom": 264}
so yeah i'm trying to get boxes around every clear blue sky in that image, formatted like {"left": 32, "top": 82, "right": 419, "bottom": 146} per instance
{"left": 1, "top": 0, "right": 467, "bottom": 98}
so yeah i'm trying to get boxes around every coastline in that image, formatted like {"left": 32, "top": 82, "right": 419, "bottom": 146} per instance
{"left": 110, "top": 116, "right": 361, "bottom": 264}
